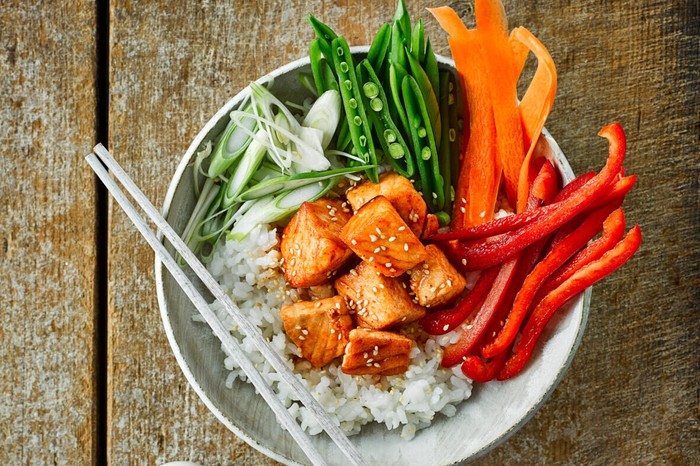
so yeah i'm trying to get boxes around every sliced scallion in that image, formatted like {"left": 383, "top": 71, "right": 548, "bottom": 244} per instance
{"left": 238, "top": 165, "right": 372, "bottom": 201}
{"left": 221, "top": 129, "right": 268, "bottom": 208}
{"left": 207, "top": 103, "right": 257, "bottom": 178}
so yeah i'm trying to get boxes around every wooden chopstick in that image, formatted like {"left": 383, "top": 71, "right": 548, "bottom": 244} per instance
{"left": 87, "top": 144, "right": 368, "bottom": 466}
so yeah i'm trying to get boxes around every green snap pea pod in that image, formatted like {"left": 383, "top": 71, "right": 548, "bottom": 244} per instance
{"left": 405, "top": 47, "right": 441, "bottom": 149}
{"left": 438, "top": 71, "right": 453, "bottom": 215}
{"left": 424, "top": 38, "right": 440, "bottom": 99}
{"left": 309, "top": 39, "right": 327, "bottom": 95}
{"left": 356, "top": 59, "right": 415, "bottom": 178}
{"left": 319, "top": 60, "right": 344, "bottom": 147}
{"left": 307, "top": 15, "right": 337, "bottom": 60}
{"left": 400, "top": 76, "right": 433, "bottom": 209}
{"left": 322, "top": 61, "right": 339, "bottom": 92}
{"left": 393, "top": 0, "right": 412, "bottom": 45}
{"left": 410, "top": 19, "right": 424, "bottom": 63}
{"left": 308, "top": 15, "right": 338, "bottom": 42}
{"left": 336, "top": 118, "right": 352, "bottom": 151}
{"left": 331, "top": 36, "right": 378, "bottom": 182}
{"left": 389, "top": 61, "right": 410, "bottom": 140}
{"left": 389, "top": 19, "right": 409, "bottom": 71}
{"left": 367, "top": 22, "right": 391, "bottom": 74}
{"left": 310, "top": 37, "right": 343, "bottom": 148}
{"left": 387, "top": 18, "right": 411, "bottom": 135}
{"left": 449, "top": 70, "right": 463, "bottom": 189}
{"left": 401, "top": 75, "right": 445, "bottom": 212}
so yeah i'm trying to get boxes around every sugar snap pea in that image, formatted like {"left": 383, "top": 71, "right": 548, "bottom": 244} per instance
{"left": 331, "top": 36, "right": 378, "bottom": 182}
{"left": 367, "top": 22, "right": 391, "bottom": 74}
{"left": 357, "top": 59, "right": 415, "bottom": 178}
{"left": 308, "top": 15, "right": 337, "bottom": 43}
{"left": 309, "top": 39, "right": 327, "bottom": 95}
{"left": 393, "top": 0, "right": 412, "bottom": 44}
{"left": 405, "top": 47, "right": 441, "bottom": 149}
{"left": 449, "top": 71, "right": 463, "bottom": 187}
{"left": 387, "top": 17, "right": 412, "bottom": 136}
{"left": 424, "top": 38, "right": 440, "bottom": 98}
{"left": 410, "top": 19, "right": 424, "bottom": 63}
{"left": 321, "top": 61, "right": 339, "bottom": 92}
{"left": 401, "top": 74, "right": 445, "bottom": 211}
{"left": 438, "top": 71, "right": 453, "bottom": 214}
{"left": 307, "top": 15, "right": 337, "bottom": 60}
{"left": 309, "top": 26, "right": 345, "bottom": 152}
{"left": 389, "top": 19, "right": 409, "bottom": 71}
{"left": 389, "top": 61, "right": 410, "bottom": 139}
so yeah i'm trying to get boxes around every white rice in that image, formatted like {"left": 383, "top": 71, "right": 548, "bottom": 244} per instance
{"left": 200, "top": 224, "right": 472, "bottom": 440}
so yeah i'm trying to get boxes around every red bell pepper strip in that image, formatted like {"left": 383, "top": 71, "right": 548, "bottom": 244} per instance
{"left": 474, "top": 231, "right": 550, "bottom": 346}
{"left": 428, "top": 161, "right": 558, "bottom": 244}
{"left": 439, "top": 161, "right": 559, "bottom": 365}
{"left": 481, "top": 202, "right": 625, "bottom": 359}
{"left": 429, "top": 208, "right": 543, "bottom": 243}
{"left": 525, "top": 175, "right": 632, "bottom": 306}
{"left": 534, "top": 208, "right": 626, "bottom": 305}
{"left": 461, "top": 350, "right": 509, "bottom": 382}
{"left": 552, "top": 171, "right": 595, "bottom": 203}
{"left": 551, "top": 173, "right": 633, "bottom": 235}
{"left": 420, "top": 267, "right": 499, "bottom": 335}
{"left": 453, "top": 123, "right": 626, "bottom": 271}
{"left": 527, "top": 160, "right": 559, "bottom": 207}
{"left": 458, "top": 236, "right": 544, "bottom": 381}
{"left": 441, "top": 255, "right": 520, "bottom": 367}
{"left": 591, "top": 174, "right": 636, "bottom": 209}
{"left": 498, "top": 224, "right": 642, "bottom": 380}
{"left": 547, "top": 173, "right": 632, "bottom": 245}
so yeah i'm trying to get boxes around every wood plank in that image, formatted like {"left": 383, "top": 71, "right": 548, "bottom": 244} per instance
{"left": 0, "top": 0, "right": 98, "bottom": 464}
{"left": 107, "top": 0, "right": 698, "bottom": 464}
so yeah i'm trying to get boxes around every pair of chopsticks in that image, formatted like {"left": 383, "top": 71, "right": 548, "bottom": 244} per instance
{"left": 86, "top": 144, "right": 368, "bottom": 466}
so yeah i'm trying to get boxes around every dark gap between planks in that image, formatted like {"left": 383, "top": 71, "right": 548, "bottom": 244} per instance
{"left": 94, "top": 0, "right": 110, "bottom": 464}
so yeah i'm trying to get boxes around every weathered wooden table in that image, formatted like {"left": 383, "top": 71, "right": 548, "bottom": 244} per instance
{"left": 1, "top": 0, "right": 697, "bottom": 464}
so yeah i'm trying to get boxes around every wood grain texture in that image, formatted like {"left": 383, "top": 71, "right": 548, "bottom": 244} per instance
{"left": 106, "top": 0, "right": 698, "bottom": 465}
{"left": 0, "top": 0, "right": 98, "bottom": 464}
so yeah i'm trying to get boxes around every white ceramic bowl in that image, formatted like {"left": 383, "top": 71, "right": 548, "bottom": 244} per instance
{"left": 155, "top": 48, "right": 590, "bottom": 465}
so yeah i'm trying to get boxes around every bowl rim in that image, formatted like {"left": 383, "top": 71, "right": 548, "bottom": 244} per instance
{"left": 155, "top": 46, "right": 591, "bottom": 465}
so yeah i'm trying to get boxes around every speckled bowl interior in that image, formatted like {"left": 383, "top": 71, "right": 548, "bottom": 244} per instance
{"left": 155, "top": 48, "right": 590, "bottom": 466}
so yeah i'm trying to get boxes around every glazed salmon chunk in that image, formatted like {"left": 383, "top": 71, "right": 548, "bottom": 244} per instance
{"left": 280, "top": 295, "right": 354, "bottom": 367}
{"left": 409, "top": 244, "right": 467, "bottom": 308}
{"left": 421, "top": 213, "right": 440, "bottom": 240}
{"left": 346, "top": 172, "right": 427, "bottom": 236}
{"left": 341, "top": 328, "right": 413, "bottom": 376}
{"left": 281, "top": 198, "right": 353, "bottom": 288}
{"left": 339, "top": 196, "right": 427, "bottom": 277}
{"left": 335, "top": 261, "right": 425, "bottom": 329}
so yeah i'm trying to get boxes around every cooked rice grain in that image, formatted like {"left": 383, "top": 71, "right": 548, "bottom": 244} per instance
{"left": 201, "top": 224, "right": 472, "bottom": 440}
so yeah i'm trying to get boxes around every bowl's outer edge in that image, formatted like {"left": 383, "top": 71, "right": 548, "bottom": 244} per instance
{"left": 155, "top": 47, "right": 591, "bottom": 466}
